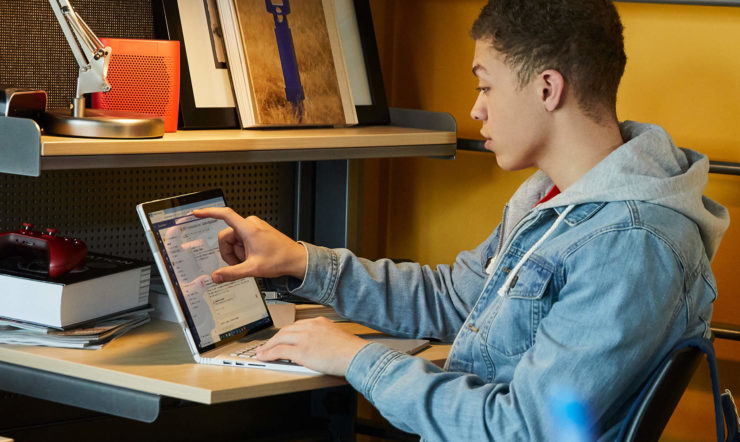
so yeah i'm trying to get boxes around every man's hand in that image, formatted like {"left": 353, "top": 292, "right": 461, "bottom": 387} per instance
{"left": 255, "top": 317, "right": 369, "bottom": 376}
{"left": 192, "top": 208, "right": 307, "bottom": 283}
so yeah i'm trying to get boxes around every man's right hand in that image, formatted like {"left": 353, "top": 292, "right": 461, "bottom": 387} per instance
{"left": 192, "top": 208, "right": 307, "bottom": 283}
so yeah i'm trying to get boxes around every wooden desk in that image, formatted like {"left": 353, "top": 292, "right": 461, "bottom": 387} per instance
{"left": 0, "top": 318, "right": 450, "bottom": 426}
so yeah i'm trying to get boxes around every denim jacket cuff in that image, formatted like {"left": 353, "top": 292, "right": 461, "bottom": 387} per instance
{"left": 288, "top": 242, "right": 338, "bottom": 304}
{"left": 260, "top": 242, "right": 310, "bottom": 294}
{"left": 346, "top": 342, "right": 404, "bottom": 400}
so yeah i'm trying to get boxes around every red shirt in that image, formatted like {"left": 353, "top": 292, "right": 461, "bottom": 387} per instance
{"left": 537, "top": 186, "right": 561, "bottom": 206}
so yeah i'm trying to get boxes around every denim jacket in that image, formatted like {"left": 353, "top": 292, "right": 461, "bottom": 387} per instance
{"left": 284, "top": 122, "right": 729, "bottom": 440}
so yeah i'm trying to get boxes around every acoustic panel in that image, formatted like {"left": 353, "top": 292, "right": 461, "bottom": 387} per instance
{"left": 0, "top": 164, "right": 296, "bottom": 261}
{"left": 0, "top": 0, "right": 155, "bottom": 110}
{"left": 0, "top": 1, "right": 300, "bottom": 262}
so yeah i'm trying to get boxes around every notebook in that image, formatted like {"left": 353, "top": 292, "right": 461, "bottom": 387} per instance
{"left": 136, "top": 189, "right": 429, "bottom": 374}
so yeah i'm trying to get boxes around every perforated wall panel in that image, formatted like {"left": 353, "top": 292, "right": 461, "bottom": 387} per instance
{"left": 0, "top": 0, "right": 154, "bottom": 110}
{"left": 0, "top": 1, "right": 297, "bottom": 262}
{"left": 0, "top": 164, "right": 296, "bottom": 261}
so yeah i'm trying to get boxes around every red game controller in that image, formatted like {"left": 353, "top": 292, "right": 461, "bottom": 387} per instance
{"left": 0, "top": 223, "right": 88, "bottom": 278}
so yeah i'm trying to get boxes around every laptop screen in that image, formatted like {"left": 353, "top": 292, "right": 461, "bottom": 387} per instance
{"left": 145, "top": 191, "right": 272, "bottom": 353}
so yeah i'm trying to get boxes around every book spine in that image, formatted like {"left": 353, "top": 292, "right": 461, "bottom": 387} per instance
{"left": 138, "top": 266, "right": 152, "bottom": 305}
{"left": 322, "top": 0, "right": 357, "bottom": 125}
{"left": 218, "top": 0, "right": 255, "bottom": 128}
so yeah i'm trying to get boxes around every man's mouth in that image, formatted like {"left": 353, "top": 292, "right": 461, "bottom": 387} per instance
{"left": 480, "top": 134, "right": 492, "bottom": 151}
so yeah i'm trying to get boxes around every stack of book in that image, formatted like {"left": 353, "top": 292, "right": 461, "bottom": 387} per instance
{"left": 0, "top": 252, "right": 151, "bottom": 329}
{"left": 0, "top": 309, "right": 151, "bottom": 349}
{"left": 0, "top": 252, "right": 153, "bottom": 349}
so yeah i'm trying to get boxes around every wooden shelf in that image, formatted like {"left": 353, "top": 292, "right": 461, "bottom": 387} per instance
{"left": 41, "top": 125, "right": 455, "bottom": 156}
{"left": 0, "top": 108, "right": 457, "bottom": 176}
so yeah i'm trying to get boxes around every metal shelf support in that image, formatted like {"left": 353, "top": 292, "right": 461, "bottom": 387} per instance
{"left": 0, "top": 361, "right": 162, "bottom": 423}
{"left": 457, "top": 138, "right": 740, "bottom": 176}
{"left": 0, "top": 116, "right": 42, "bottom": 176}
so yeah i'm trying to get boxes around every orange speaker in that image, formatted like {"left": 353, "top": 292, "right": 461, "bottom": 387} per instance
{"left": 92, "top": 38, "right": 180, "bottom": 132}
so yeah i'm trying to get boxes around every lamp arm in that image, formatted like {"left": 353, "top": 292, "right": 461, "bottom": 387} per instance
{"left": 48, "top": 0, "right": 111, "bottom": 102}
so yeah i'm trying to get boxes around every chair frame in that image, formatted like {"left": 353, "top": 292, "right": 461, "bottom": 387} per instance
{"left": 618, "top": 337, "right": 725, "bottom": 442}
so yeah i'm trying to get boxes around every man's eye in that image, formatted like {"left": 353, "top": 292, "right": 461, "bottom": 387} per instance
{"left": 476, "top": 87, "right": 490, "bottom": 93}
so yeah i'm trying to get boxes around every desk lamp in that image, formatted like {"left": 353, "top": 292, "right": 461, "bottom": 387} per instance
{"left": 42, "top": 0, "right": 164, "bottom": 138}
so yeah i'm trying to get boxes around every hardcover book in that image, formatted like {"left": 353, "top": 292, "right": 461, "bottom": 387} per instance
{"left": 0, "top": 253, "right": 151, "bottom": 329}
{"left": 218, "top": 0, "right": 357, "bottom": 128}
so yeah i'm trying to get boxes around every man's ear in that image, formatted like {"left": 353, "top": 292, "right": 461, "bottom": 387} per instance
{"left": 539, "top": 69, "right": 565, "bottom": 112}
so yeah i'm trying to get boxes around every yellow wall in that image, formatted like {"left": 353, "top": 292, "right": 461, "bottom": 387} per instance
{"left": 367, "top": 0, "right": 740, "bottom": 321}
{"left": 364, "top": 0, "right": 521, "bottom": 265}
{"left": 615, "top": 3, "right": 740, "bottom": 330}
{"left": 364, "top": 1, "right": 740, "bottom": 439}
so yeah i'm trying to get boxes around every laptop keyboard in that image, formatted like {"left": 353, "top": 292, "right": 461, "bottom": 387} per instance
{"left": 230, "top": 340, "right": 267, "bottom": 358}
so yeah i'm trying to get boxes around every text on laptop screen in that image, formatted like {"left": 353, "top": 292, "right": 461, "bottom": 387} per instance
{"left": 148, "top": 197, "right": 271, "bottom": 349}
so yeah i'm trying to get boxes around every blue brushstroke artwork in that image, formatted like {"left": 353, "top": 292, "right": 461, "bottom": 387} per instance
{"left": 266, "top": 0, "right": 305, "bottom": 121}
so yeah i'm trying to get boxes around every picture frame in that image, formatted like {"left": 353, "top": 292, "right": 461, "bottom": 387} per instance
{"left": 153, "top": 0, "right": 239, "bottom": 129}
{"left": 334, "top": 0, "right": 390, "bottom": 126}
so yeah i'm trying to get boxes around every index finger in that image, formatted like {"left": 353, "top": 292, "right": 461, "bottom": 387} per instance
{"left": 257, "top": 325, "right": 302, "bottom": 351}
{"left": 192, "top": 207, "right": 244, "bottom": 229}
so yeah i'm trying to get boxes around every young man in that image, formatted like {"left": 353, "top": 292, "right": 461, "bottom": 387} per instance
{"left": 194, "top": 0, "right": 729, "bottom": 439}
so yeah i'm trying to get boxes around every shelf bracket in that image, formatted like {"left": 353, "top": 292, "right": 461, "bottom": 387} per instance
{"left": 0, "top": 116, "right": 41, "bottom": 176}
{"left": 0, "top": 361, "right": 162, "bottom": 422}
{"left": 389, "top": 107, "right": 457, "bottom": 133}
{"left": 389, "top": 108, "right": 457, "bottom": 160}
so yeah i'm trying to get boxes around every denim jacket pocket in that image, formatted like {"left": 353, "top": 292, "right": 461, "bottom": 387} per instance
{"left": 483, "top": 259, "right": 553, "bottom": 358}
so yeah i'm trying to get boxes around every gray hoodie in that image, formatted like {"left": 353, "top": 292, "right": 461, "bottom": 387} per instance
{"left": 505, "top": 121, "right": 729, "bottom": 261}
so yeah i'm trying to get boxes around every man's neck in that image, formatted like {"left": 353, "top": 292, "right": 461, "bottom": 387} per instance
{"left": 538, "top": 112, "right": 624, "bottom": 191}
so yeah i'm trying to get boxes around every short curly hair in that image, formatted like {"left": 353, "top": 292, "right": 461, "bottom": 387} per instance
{"left": 471, "top": 0, "right": 626, "bottom": 120}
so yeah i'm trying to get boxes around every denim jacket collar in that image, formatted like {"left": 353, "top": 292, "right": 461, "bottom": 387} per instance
{"left": 552, "top": 202, "right": 607, "bottom": 227}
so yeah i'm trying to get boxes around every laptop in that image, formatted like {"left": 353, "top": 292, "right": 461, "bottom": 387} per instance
{"left": 136, "top": 189, "right": 429, "bottom": 374}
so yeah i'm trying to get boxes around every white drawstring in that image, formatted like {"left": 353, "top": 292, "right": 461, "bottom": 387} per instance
{"left": 497, "top": 205, "right": 574, "bottom": 297}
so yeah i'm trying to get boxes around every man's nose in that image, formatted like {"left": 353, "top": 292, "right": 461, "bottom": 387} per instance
{"left": 470, "top": 96, "right": 486, "bottom": 121}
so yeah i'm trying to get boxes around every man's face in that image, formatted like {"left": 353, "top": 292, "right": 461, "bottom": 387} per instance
{"left": 470, "top": 40, "right": 548, "bottom": 171}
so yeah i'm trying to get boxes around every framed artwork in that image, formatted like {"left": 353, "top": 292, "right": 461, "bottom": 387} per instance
{"left": 153, "top": 0, "right": 239, "bottom": 129}
{"left": 334, "top": 0, "right": 390, "bottom": 126}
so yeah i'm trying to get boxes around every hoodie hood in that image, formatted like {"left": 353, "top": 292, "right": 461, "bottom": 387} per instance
{"left": 515, "top": 121, "right": 729, "bottom": 260}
